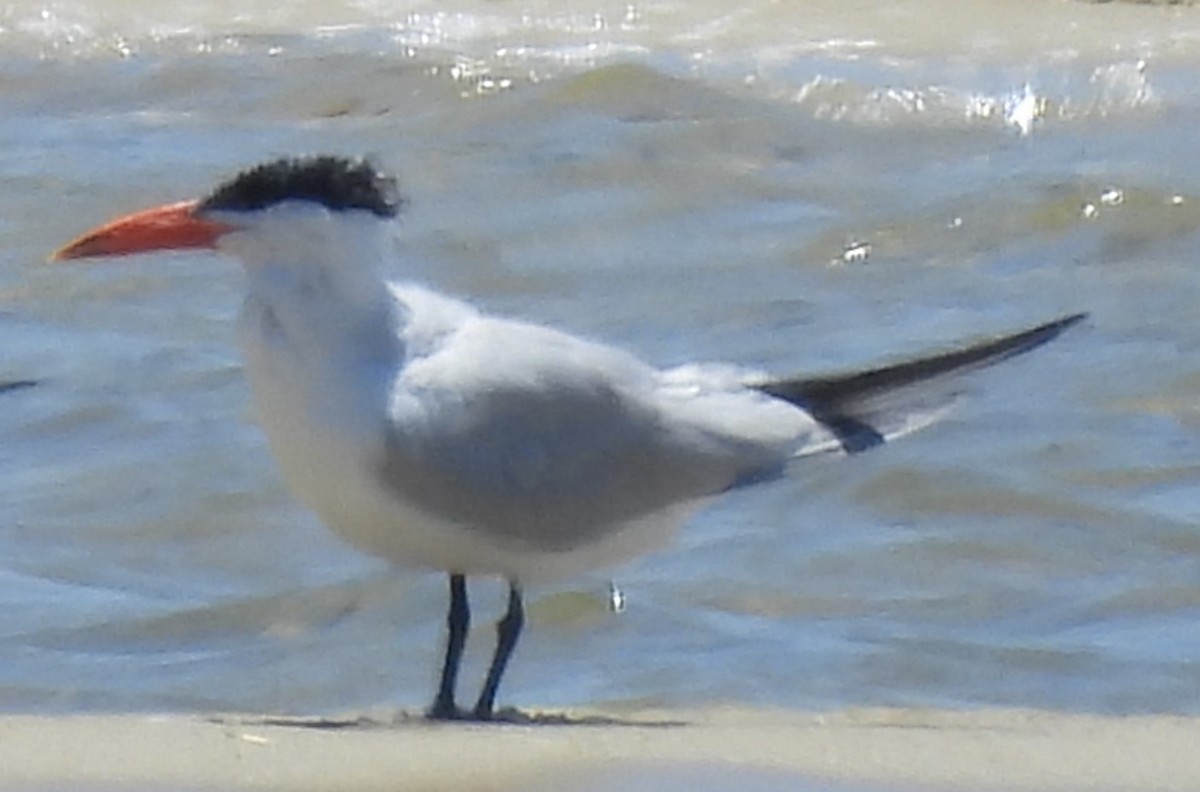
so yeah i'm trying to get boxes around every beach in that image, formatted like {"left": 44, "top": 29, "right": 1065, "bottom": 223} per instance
{"left": 5, "top": 706, "right": 1199, "bottom": 792}
{"left": 3, "top": 1, "right": 1200, "bottom": 789}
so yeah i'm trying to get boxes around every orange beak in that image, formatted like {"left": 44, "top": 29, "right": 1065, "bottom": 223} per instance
{"left": 50, "top": 200, "right": 236, "bottom": 261}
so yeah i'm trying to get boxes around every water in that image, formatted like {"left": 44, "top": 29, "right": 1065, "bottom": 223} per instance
{"left": 1, "top": 0, "right": 1200, "bottom": 718}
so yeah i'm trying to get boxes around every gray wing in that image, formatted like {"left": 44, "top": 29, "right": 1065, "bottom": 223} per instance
{"left": 377, "top": 319, "right": 793, "bottom": 552}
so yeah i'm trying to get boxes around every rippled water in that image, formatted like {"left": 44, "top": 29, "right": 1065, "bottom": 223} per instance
{"left": 2, "top": 0, "right": 1200, "bottom": 716}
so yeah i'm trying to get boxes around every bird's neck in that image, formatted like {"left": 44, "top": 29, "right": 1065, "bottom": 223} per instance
{"left": 231, "top": 213, "right": 402, "bottom": 372}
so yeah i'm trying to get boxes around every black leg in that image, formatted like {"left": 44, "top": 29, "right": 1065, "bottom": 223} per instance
{"left": 428, "top": 573, "right": 469, "bottom": 720}
{"left": 473, "top": 580, "right": 524, "bottom": 720}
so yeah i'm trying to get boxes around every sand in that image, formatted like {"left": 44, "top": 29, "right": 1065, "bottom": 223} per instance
{"left": 2, "top": 706, "right": 1198, "bottom": 792}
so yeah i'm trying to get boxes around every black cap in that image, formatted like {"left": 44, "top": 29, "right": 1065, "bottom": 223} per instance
{"left": 199, "top": 156, "right": 402, "bottom": 218}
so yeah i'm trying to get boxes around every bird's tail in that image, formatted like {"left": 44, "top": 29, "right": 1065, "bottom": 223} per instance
{"left": 754, "top": 313, "right": 1087, "bottom": 455}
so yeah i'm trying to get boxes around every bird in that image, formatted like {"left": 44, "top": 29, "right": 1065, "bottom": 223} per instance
{"left": 52, "top": 155, "right": 1085, "bottom": 721}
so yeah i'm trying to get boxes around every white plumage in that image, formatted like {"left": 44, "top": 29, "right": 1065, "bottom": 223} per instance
{"left": 230, "top": 203, "right": 817, "bottom": 582}
{"left": 52, "top": 155, "right": 1084, "bottom": 721}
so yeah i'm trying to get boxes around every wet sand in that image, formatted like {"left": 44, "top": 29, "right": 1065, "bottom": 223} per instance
{"left": 3, "top": 706, "right": 1198, "bottom": 791}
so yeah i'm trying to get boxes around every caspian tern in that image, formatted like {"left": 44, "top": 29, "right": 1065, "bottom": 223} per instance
{"left": 53, "top": 155, "right": 1085, "bottom": 721}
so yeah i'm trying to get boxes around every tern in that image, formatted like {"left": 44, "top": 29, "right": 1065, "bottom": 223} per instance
{"left": 53, "top": 155, "right": 1084, "bottom": 721}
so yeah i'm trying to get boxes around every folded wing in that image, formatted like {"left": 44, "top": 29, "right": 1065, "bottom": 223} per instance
{"left": 754, "top": 313, "right": 1087, "bottom": 454}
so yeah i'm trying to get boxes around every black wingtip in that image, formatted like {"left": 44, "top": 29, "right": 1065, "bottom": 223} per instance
{"left": 966, "top": 311, "right": 1088, "bottom": 369}
{"left": 1014, "top": 311, "right": 1088, "bottom": 350}
{"left": 1052, "top": 311, "right": 1089, "bottom": 329}
{"left": 756, "top": 311, "right": 1088, "bottom": 454}
{"left": 760, "top": 311, "right": 1088, "bottom": 410}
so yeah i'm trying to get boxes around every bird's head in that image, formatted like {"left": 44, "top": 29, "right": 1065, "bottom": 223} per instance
{"left": 51, "top": 155, "right": 403, "bottom": 262}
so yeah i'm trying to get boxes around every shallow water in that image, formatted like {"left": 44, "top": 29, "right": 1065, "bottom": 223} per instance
{"left": 2, "top": 0, "right": 1200, "bottom": 717}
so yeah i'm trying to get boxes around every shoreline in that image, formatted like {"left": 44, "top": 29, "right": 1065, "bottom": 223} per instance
{"left": 3, "top": 706, "right": 1199, "bottom": 791}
